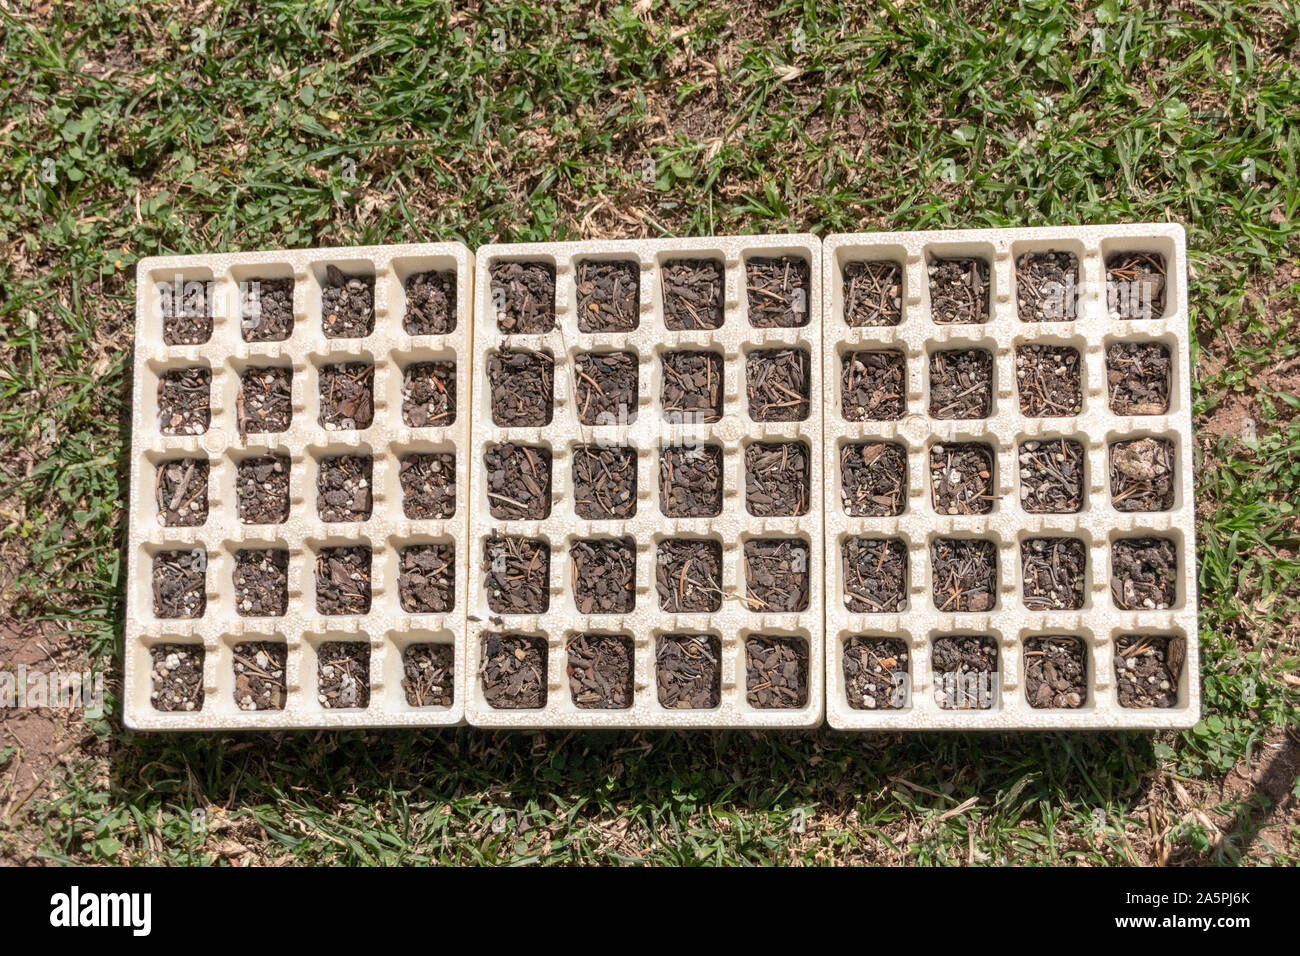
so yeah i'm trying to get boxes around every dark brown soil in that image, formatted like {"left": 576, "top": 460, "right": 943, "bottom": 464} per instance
{"left": 930, "top": 442, "right": 995, "bottom": 515}
{"left": 656, "top": 634, "right": 720, "bottom": 709}
{"left": 745, "top": 440, "right": 810, "bottom": 517}
{"left": 1024, "top": 635, "right": 1086, "bottom": 709}
{"left": 402, "top": 643, "right": 454, "bottom": 707}
{"left": 484, "top": 534, "right": 550, "bottom": 614}
{"left": 241, "top": 277, "right": 294, "bottom": 342}
{"left": 1106, "top": 252, "right": 1167, "bottom": 320}
{"left": 571, "top": 537, "right": 636, "bottom": 614}
{"left": 1016, "top": 345, "right": 1082, "bottom": 417}
{"left": 1109, "top": 437, "right": 1176, "bottom": 511}
{"left": 398, "top": 543, "right": 456, "bottom": 613}
{"left": 488, "top": 349, "right": 553, "bottom": 426}
{"left": 314, "top": 546, "right": 372, "bottom": 616}
{"left": 1111, "top": 536, "right": 1177, "bottom": 610}
{"left": 1107, "top": 341, "right": 1171, "bottom": 415}
{"left": 574, "top": 351, "right": 637, "bottom": 426}
{"left": 842, "top": 537, "right": 907, "bottom": 613}
{"left": 481, "top": 633, "right": 547, "bottom": 709}
{"left": 932, "top": 635, "right": 997, "bottom": 710}
{"left": 662, "top": 258, "right": 723, "bottom": 330}
{"left": 155, "top": 458, "right": 208, "bottom": 526}
{"left": 317, "top": 454, "right": 372, "bottom": 522}
{"left": 1020, "top": 537, "right": 1086, "bottom": 611}
{"left": 572, "top": 445, "right": 637, "bottom": 519}
{"left": 233, "top": 641, "right": 287, "bottom": 711}
{"left": 161, "top": 278, "right": 213, "bottom": 345}
{"left": 1018, "top": 438, "right": 1085, "bottom": 514}
{"left": 321, "top": 266, "right": 375, "bottom": 338}
{"left": 840, "top": 442, "right": 907, "bottom": 516}
{"left": 746, "top": 347, "right": 810, "bottom": 422}
{"left": 745, "top": 255, "right": 810, "bottom": 327}
{"left": 745, "top": 635, "right": 809, "bottom": 708}
{"left": 1115, "top": 634, "right": 1184, "bottom": 708}
{"left": 567, "top": 633, "right": 633, "bottom": 709}
{"left": 841, "top": 349, "right": 905, "bottom": 421}
{"left": 238, "top": 366, "right": 292, "bottom": 435}
{"left": 401, "top": 361, "right": 456, "bottom": 427}
{"left": 233, "top": 548, "right": 288, "bottom": 617}
{"left": 843, "top": 637, "right": 908, "bottom": 710}
{"left": 743, "top": 538, "right": 809, "bottom": 612}
{"left": 317, "top": 641, "right": 370, "bottom": 708}
{"left": 158, "top": 367, "right": 210, "bottom": 435}
{"left": 403, "top": 269, "right": 457, "bottom": 335}
{"left": 150, "top": 644, "right": 204, "bottom": 711}
{"left": 661, "top": 350, "right": 722, "bottom": 423}
{"left": 318, "top": 362, "right": 374, "bottom": 430}
{"left": 491, "top": 261, "right": 556, "bottom": 333}
{"left": 576, "top": 259, "right": 639, "bottom": 332}
{"left": 655, "top": 538, "right": 722, "bottom": 613}
{"left": 929, "top": 347, "right": 992, "bottom": 419}
{"left": 152, "top": 549, "right": 206, "bottom": 618}
{"left": 928, "top": 257, "right": 989, "bottom": 324}
{"left": 484, "top": 442, "right": 551, "bottom": 520}
{"left": 1016, "top": 250, "right": 1078, "bottom": 321}
{"left": 400, "top": 452, "right": 456, "bottom": 520}
{"left": 659, "top": 444, "right": 722, "bottom": 517}
{"left": 931, "top": 538, "right": 997, "bottom": 612}
{"left": 237, "top": 454, "right": 290, "bottom": 524}
{"left": 842, "top": 260, "right": 903, "bottom": 327}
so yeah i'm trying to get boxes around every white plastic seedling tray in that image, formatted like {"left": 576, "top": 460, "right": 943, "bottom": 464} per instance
{"left": 125, "top": 243, "right": 473, "bottom": 729}
{"left": 467, "top": 236, "right": 824, "bottom": 728}
{"left": 822, "top": 224, "right": 1198, "bottom": 729}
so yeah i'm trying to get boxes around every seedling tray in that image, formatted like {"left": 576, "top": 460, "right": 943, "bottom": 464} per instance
{"left": 124, "top": 224, "right": 1196, "bottom": 732}
{"left": 822, "top": 224, "right": 1198, "bottom": 729}
{"left": 468, "top": 236, "right": 825, "bottom": 727}
{"left": 125, "top": 243, "right": 474, "bottom": 729}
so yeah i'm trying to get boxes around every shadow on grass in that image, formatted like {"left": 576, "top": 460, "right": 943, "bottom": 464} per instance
{"left": 102, "top": 721, "right": 1164, "bottom": 863}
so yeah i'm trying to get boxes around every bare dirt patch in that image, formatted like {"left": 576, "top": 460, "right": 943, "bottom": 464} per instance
{"left": 0, "top": 616, "right": 99, "bottom": 862}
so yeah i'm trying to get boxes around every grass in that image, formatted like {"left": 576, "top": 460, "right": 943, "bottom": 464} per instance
{"left": 0, "top": 0, "right": 1298, "bottom": 865}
